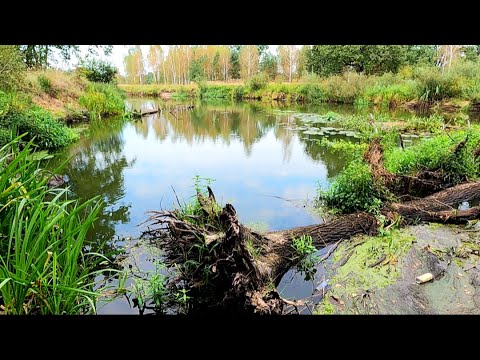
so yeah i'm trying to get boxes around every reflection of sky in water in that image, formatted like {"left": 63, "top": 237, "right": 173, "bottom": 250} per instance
{"left": 52, "top": 100, "right": 354, "bottom": 313}
{"left": 118, "top": 120, "right": 328, "bottom": 235}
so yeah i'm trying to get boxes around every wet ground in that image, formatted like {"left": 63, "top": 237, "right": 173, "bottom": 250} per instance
{"left": 314, "top": 222, "right": 480, "bottom": 314}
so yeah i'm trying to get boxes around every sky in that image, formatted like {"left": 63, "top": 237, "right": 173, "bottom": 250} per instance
{"left": 62, "top": 45, "right": 280, "bottom": 75}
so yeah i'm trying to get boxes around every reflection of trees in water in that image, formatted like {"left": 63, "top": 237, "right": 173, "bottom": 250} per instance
{"left": 131, "top": 101, "right": 282, "bottom": 157}
{"left": 48, "top": 117, "right": 135, "bottom": 246}
{"left": 298, "top": 134, "right": 350, "bottom": 178}
{"left": 128, "top": 100, "right": 351, "bottom": 175}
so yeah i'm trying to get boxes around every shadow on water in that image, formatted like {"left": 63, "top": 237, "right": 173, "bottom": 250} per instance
{"left": 47, "top": 98, "right": 454, "bottom": 314}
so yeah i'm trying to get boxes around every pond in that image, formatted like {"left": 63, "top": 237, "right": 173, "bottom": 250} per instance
{"left": 47, "top": 98, "right": 428, "bottom": 314}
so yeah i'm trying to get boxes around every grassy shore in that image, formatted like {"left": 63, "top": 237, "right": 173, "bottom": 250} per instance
{"left": 119, "top": 62, "right": 480, "bottom": 112}
{"left": 0, "top": 70, "right": 126, "bottom": 149}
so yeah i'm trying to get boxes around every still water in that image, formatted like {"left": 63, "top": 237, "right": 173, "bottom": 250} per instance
{"left": 48, "top": 98, "right": 418, "bottom": 313}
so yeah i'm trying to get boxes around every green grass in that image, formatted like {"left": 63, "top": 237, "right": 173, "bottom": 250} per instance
{"left": 0, "top": 135, "right": 116, "bottom": 314}
{"left": 79, "top": 83, "right": 126, "bottom": 120}
{"left": 384, "top": 127, "right": 480, "bottom": 182}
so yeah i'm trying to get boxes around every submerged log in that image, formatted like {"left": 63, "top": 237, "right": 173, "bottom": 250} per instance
{"left": 141, "top": 108, "right": 159, "bottom": 116}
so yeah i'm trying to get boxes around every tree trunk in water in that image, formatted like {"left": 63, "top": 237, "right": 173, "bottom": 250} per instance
{"left": 144, "top": 181, "right": 480, "bottom": 314}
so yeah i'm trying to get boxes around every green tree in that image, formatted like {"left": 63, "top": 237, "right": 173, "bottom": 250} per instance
{"left": 405, "top": 45, "right": 436, "bottom": 65}
{"left": 80, "top": 59, "right": 118, "bottom": 83}
{"left": 0, "top": 46, "right": 25, "bottom": 90}
{"left": 189, "top": 56, "right": 207, "bottom": 82}
{"left": 360, "top": 45, "right": 408, "bottom": 74}
{"left": 257, "top": 45, "right": 269, "bottom": 60}
{"left": 229, "top": 45, "right": 242, "bottom": 79}
{"left": 462, "top": 46, "right": 480, "bottom": 62}
{"left": 260, "top": 52, "right": 278, "bottom": 80}
{"left": 296, "top": 45, "right": 310, "bottom": 78}
{"left": 19, "top": 45, "right": 113, "bottom": 69}
{"left": 306, "top": 45, "right": 409, "bottom": 76}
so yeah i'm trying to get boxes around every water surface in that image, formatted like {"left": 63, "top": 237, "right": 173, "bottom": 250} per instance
{"left": 48, "top": 98, "right": 426, "bottom": 313}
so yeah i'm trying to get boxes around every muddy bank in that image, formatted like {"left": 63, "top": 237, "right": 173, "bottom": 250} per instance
{"left": 316, "top": 223, "right": 480, "bottom": 314}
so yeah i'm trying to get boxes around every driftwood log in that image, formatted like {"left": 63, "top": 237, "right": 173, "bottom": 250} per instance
{"left": 142, "top": 139, "right": 480, "bottom": 314}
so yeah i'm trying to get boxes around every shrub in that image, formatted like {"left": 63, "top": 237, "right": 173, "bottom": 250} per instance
{"left": 319, "top": 160, "right": 383, "bottom": 214}
{"left": 246, "top": 72, "right": 269, "bottom": 92}
{"left": 79, "top": 83, "right": 125, "bottom": 120}
{"left": 37, "top": 74, "right": 56, "bottom": 96}
{"left": 0, "top": 90, "right": 78, "bottom": 149}
{"left": 80, "top": 59, "right": 118, "bottom": 83}
{"left": 414, "top": 66, "right": 462, "bottom": 101}
{"left": 321, "top": 72, "right": 370, "bottom": 103}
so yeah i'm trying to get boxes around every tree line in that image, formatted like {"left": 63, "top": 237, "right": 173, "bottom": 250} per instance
{"left": 121, "top": 45, "right": 480, "bottom": 85}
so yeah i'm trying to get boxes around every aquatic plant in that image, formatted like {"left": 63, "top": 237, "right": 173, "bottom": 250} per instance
{"left": 0, "top": 135, "right": 115, "bottom": 314}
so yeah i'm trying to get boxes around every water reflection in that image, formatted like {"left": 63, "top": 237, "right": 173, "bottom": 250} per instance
{"left": 50, "top": 99, "right": 357, "bottom": 248}
{"left": 48, "top": 117, "right": 135, "bottom": 244}
{"left": 46, "top": 98, "right": 480, "bottom": 313}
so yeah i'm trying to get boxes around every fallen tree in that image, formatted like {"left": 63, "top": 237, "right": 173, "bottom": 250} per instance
{"left": 142, "top": 135, "right": 480, "bottom": 314}
{"left": 142, "top": 180, "right": 480, "bottom": 315}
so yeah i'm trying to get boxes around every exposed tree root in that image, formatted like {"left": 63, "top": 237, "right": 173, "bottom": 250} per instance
{"left": 143, "top": 180, "right": 480, "bottom": 314}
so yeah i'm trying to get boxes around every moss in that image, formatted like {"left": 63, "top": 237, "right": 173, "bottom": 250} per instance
{"left": 428, "top": 222, "right": 444, "bottom": 230}
{"left": 315, "top": 229, "right": 415, "bottom": 314}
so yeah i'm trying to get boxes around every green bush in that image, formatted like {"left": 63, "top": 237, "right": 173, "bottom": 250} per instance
{"left": 246, "top": 72, "right": 269, "bottom": 92}
{"left": 0, "top": 90, "right": 78, "bottom": 150}
{"left": 79, "top": 83, "right": 125, "bottom": 120}
{"left": 414, "top": 66, "right": 462, "bottom": 101}
{"left": 319, "top": 160, "right": 383, "bottom": 213}
{"left": 80, "top": 59, "right": 118, "bottom": 83}
{"left": 321, "top": 72, "right": 370, "bottom": 103}
{"left": 297, "top": 83, "right": 326, "bottom": 102}
{"left": 37, "top": 74, "right": 56, "bottom": 96}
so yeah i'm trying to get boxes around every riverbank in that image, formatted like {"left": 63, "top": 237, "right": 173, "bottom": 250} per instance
{"left": 119, "top": 63, "right": 480, "bottom": 112}
{"left": 0, "top": 70, "right": 126, "bottom": 149}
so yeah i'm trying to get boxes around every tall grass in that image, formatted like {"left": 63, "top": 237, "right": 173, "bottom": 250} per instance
{"left": 0, "top": 135, "right": 114, "bottom": 314}
{"left": 384, "top": 127, "right": 480, "bottom": 182}
{"left": 79, "top": 83, "right": 126, "bottom": 120}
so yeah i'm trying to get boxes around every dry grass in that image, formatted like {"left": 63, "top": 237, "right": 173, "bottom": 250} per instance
{"left": 23, "top": 70, "right": 88, "bottom": 117}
